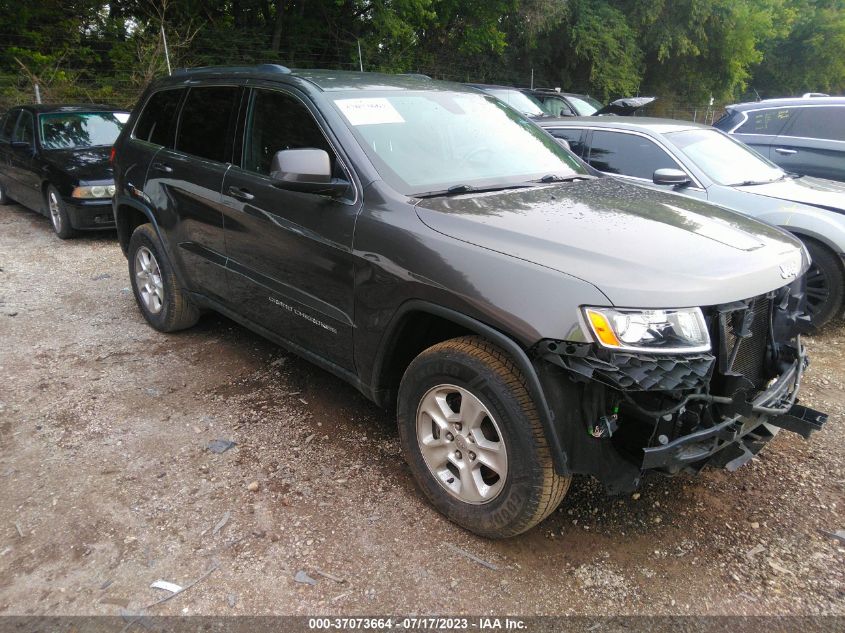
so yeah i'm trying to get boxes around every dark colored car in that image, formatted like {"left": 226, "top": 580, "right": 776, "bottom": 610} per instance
{"left": 715, "top": 97, "right": 845, "bottom": 183}
{"left": 540, "top": 117, "right": 845, "bottom": 327}
{"left": 0, "top": 104, "right": 128, "bottom": 238}
{"left": 528, "top": 89, "right": 655, "bottom": 117}
{"left": 112, "top": 65, "right": 825, "bottom": 538}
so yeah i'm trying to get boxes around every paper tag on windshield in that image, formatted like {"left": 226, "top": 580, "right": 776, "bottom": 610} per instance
{"left": 336, "top": 98, "right": 404, "bottom": 126}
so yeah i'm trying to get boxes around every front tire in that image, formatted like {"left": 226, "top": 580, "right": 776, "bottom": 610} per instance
{"left": 397, "top": 336, "right": 571, "bottom": 538}
{"left": 0, "top": 180, "right": 12, "bottom": 205}
{"left": 128, "top": 223, "right": 200, "bottom": 332}
{"left": 47, "top": 186, "right": 76, "bottom": 239}
{"left": 804, "top": 238, "right": 844, "bottom": 329}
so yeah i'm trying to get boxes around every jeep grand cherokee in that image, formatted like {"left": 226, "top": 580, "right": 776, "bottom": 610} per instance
{"left": 112, "top": 66, "right": 827, "bottom": 538}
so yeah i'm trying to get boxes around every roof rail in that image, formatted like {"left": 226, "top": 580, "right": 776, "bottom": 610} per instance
{"left": 171, "top": 64, "right": 291, "bottom": 76}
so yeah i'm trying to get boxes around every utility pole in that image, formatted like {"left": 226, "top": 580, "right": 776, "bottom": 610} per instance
{"left": 34, "top": 83, "right": 41, "bottom": 104}
{"left": 530, "top": 68, "right": 534, "bottom": 90}
{"left": 161, "top": 24, "right": 172, "bottom": 75}
{"left": 357, "top": 40, "right": 363, "bottom": 72}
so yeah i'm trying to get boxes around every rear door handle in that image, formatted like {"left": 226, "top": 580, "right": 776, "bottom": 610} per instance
{"left": 775, "top": 148, "right": 797, "bottom": 155}
{"left": 228, "top": 186, "right": 255, "bottom": 201}
{"left": 152, "top": 161, "right": 173, "bottom": 173}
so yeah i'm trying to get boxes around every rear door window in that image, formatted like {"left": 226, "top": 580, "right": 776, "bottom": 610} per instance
{"left": 587, "top": 130, "right": 679, "bottom": 179}
{"left": 176, "top": 86, "right": 240, "bottom": 163}
{"left": 242, "top": 88, "right": 335, "bottom": 175}
{"left": 134, "top": 88, "right": 185, "bottom": 148}
{"left": 547, "top": 128, "right": 586, "bottom": 157}
{"left": 783, "top": 106, "right": 845, "bottom": 142}
{"left": 13, "top": 111, "right": 34, "bottom": 145}
{"left": 0, "top": 110, "right": 18, "bottom": 142}
{"left": 735, "top": 108, "right": 794, "bottom": 135}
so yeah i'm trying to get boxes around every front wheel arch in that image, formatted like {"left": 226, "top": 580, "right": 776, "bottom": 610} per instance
{"left": 372, "top": 300, "right": 569, "bottom": 475}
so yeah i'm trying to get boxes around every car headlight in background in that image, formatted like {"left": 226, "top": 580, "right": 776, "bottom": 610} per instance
{"left": 71, "top": 184, "right": 116, "bottom": 199}
{"left": 583, "top": 306, "right": 710, "bottom": 353}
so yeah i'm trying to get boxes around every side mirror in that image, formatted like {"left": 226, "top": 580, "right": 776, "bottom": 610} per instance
{"left": 270, "top": 148, "right": 349, "bottom": 197}
{"left": 10, "top": 140, "right": 32, "bottom": 151}
{"left": 555, "top": 138, "right": 571, "bottom": 151}
{"left": 653, "top": 168, "right": 691, "bottom": 187}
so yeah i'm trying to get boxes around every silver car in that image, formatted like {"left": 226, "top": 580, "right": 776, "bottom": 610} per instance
{"left": 540, "top": 117, "right": 845, "bottom": 327}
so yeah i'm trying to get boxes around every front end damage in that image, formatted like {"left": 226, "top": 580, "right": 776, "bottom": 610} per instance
{"left": 534, "top": 279, "right": 828, "bottom": 494}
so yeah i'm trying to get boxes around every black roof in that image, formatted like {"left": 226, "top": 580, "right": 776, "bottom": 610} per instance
{"left": 9, "top": 103, "right": 127, "bottom": 114}
{"left": 537, "top": 116, "right": 707, "bottom": 134}
{"left": 727, "top": 96, "right": 845, "bottom": 111}
{"left": 164, "top": 65, "right": 466, "bottom": 93}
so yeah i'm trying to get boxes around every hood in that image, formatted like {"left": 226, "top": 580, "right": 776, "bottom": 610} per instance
{"left": 42, "top": 146, "right": 113, "bottom": 182}
{"left": 414, "top": 178, "right": 806, "bottom": 308}
{"left": 735, "top": 176, "right": 845, "bottom": 214}
{"left": 594, "top": 96, "right": 656, "bottom": 116}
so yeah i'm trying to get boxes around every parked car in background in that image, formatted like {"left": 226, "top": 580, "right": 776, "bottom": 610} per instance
{"left": 528, "top": 89, "right": 655, "bottom": 117}
{"left": 540, "top": 117, "right": 845, "bottom": 327}
{"left": 466, "top": 84, "right": 655, "bottom": 120}
{"left": 714, "top": 97, "right": 845, "bottom": 183}
{"left": 464, "top": 83, "right": 550, "bottom": 118}
{"left": 112, "top": 66, "right": 825, "bottom": 538}
{"left": 0, "top": 104, "right": 129, "bottom": 238}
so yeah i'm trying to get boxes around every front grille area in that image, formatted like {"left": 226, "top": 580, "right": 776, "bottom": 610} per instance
{"left": 720, "top": 295, "right": 772, "bottom": 389}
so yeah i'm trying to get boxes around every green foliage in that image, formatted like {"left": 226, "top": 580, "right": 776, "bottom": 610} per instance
{"left": 0, "top": 0, "right": 842, "bottom": 111}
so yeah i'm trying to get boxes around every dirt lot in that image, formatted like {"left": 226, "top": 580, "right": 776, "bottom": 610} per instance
{"left": 0, "top": 202, "right": 843, "bottom": 617}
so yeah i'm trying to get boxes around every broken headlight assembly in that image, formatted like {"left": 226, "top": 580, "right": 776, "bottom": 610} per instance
{"left": 583, "top": 306, "right": 710, "bottom": 353}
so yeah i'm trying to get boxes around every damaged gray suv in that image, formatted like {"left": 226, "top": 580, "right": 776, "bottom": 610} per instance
{"left": 112, "top": 66, "right": 827, "bottom": 538}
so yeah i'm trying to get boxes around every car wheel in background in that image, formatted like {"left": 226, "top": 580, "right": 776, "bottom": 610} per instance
{"left": 397, "top": 335, "right": 571, "bottom": 538}
{"left": 47, "top": 185, "right": 77, "bottom": 239}
{"left": 128, "top": 223, "right": 200, "bottom": 332}
{"left": 804, "top": 238, "right": 845, "bottom": 329}
{"left": 0, "top": 181, "right": 12, "bottom": 205}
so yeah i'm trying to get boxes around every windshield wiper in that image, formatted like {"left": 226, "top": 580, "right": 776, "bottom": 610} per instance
{"left": 532, "top": 174, "right": 595, "bottom": 183}
{"left": 413, "top": 183, "right": 533, "bottom": 199}
{"left": 729, "top": 179, "right": 779, "bottom": 186}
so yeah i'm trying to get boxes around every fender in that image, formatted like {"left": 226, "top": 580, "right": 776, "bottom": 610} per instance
{"left": 372, "top": 299, "right": 569, "bottom": 475}
{"left": 113, "top": 193, "right": 192, "bottom": 293}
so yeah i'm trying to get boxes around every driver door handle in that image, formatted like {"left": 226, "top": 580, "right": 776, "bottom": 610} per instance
{"left": 152, "top": 161, "right": 173, "bottom": 173}
{"left": 775, "top": 147, "right": 798, "bottom": 155}
{"left": 228, "top": 186, "right": 255, "bottom": 201}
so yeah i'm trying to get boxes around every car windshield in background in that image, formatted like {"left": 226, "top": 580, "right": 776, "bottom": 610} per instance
{"left": 566, "top": 95, "right": 603, "bottom": 116}
{"left": 481, "top": 89, "right": 547, "bottom": 117}
{"left": 668, "top": 128, "right": 785, "bottom": 186}
{"left": 39, "top": 112, "right": 127, "bottom": 150}
{"left": 331, "top": 91, "right": 585, "bottom": 195}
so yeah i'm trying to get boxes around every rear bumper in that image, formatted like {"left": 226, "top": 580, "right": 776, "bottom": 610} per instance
{"left": 642, "top": 348, "right": 827, "bottom": 472}
{"left": 63, "top": 197, "right": 115, "bottom": 230}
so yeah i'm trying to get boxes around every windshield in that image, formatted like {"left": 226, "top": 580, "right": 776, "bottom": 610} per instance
{"left": 331, "top": 91, "right": 586, "bottom": 195}
{"left": 668, "top": 128, "right": 784, "bottom": 185}
{"left": 481, "top": 89, "right": 546, "bottom": 117}
{"left": 38, "top": 112, "right": 127, "bottom": 150}
{"left": 566, "top": 95, "right": 603, "bottom": 116}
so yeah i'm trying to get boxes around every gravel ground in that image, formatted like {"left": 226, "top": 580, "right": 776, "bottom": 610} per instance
{"left": 0, "top": 203, "right": 843, "bottom": 617}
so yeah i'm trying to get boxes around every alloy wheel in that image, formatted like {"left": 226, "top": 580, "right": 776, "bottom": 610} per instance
{"left": 415, "top": 384, "right": 507, "bottom": 504}
{"left": 134, "top": 246, "right": 165, "bottom": 314}
{"left": 805, "top": 262, "right": 830, "bottom": 317}
{"left": 48, "top": 191, "right": 62, "bottom": 232}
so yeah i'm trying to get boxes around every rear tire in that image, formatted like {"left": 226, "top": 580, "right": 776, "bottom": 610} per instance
{"left": 397, "top": 335, "right": 571, "bottom": 538}
{"left": 128, "top": 223, "right": 200, "bottom": 332}
{"left": 803, "top": 238, "right": 844, "bottom": 329}
{"left": 47, "top": 185, "right": 76, "bottom": 239}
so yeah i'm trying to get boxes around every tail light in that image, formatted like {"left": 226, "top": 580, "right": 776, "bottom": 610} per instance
{"left": 109, "top": 146, "right": 116, "bottom": 164}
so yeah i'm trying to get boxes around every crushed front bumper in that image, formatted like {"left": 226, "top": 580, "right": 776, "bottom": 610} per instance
{"left": 641, "top": 350, "right": 827, "bottom": 472}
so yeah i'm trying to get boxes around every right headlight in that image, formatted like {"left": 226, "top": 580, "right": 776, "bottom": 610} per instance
{"left": 583, "top": 306, "right": 711, "bottom": 353}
